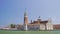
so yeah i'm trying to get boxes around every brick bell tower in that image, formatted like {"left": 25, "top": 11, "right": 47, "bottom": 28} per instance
{"left": 24, "top": 9, "right": 28, "bottom": 30}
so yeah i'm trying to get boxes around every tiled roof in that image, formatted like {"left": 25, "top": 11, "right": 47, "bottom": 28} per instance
{"left": 30, "top": 20, "right": 48, "bottom": 24}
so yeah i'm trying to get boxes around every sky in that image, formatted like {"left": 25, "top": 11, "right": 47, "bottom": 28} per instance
{"left": 0, "top": 0, "right": 60, "bottom": 27}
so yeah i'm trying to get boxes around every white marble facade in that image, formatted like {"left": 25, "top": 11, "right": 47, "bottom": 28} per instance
{"left": 23, "top": 23, "right": 53, "bottom": 30}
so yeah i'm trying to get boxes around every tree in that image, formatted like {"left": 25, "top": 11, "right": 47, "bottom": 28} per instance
{"left": 10, "top": 24, "right": 15, "bottom": 28}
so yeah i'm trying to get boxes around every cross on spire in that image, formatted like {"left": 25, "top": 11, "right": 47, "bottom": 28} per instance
{"left": 38, "top": 16, "right": 40, "bottom": 19}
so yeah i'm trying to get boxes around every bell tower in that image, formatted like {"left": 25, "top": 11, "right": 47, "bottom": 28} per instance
{"left": 24, "top": 8, "right": 28, "bottom": 30}
{"left": 24, "top": 9, "right": 28, "bottom": 25}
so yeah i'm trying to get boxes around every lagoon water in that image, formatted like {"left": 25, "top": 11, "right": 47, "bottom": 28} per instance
{"left": 0, "top": 30, "right": 60, "bottom": 34}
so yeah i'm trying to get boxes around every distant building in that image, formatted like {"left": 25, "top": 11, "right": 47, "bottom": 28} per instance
{"left": 53, "top": 24, "right": 60, "bottom": 30}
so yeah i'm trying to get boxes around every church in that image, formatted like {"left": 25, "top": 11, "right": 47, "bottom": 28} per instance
{"left": 16, "top": 11, "right": 53, "bottom": 31}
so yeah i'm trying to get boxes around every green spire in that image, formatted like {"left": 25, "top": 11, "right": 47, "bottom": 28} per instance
{"left": 24, "top": 8, "right": 27, "bottom": 17}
